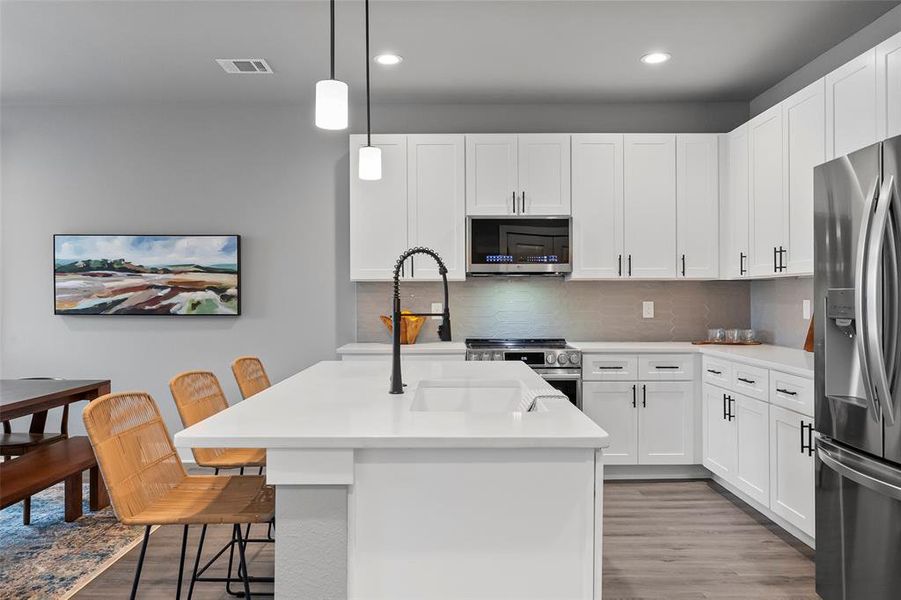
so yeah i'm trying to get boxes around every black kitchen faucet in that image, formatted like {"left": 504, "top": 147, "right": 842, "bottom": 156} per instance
{"left": 390, "top": 247, "right": 452, "bottom": 394}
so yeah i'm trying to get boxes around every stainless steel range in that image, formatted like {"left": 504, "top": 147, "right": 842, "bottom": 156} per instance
{"left": 465, "top": 338, "right": 582, "bottom": 409}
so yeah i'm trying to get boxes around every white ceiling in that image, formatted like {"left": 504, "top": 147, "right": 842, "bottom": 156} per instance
{"left": 2, "top": 0, "right": 898, "bottom": 106}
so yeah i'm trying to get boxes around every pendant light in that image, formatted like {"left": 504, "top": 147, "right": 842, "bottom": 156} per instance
{"left": 315, "top": 0, "right": 348, "bottom": 130}
{"left": 358, "top": 0, "right": 382, "bottom": 180}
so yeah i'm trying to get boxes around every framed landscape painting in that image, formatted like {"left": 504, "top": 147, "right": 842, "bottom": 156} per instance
{"left": 54, "top": 235, "right": 240, "bottom": 316}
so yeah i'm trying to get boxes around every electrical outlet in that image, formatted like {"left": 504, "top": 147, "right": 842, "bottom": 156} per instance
{"left": 803, "top": 299, "right": 811, "bottom": 320}
{"left": 642, "top": 301, "right": 655, "bottom": 319}
{"left": 431, "top": 302, "right": 443, "bottom": 321}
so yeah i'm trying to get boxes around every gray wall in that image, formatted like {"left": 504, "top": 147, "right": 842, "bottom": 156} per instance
{"left": 750, "top": 277, "right": 814, "bottom": 348}
{"left": 0, "top": 99, "right": 750, "bottom": 443}
{"left": 357, "top": 279, "right": 751, "bottom": 344}
{"left": 750, "top": 4, "right": 901, "bottom": 116}
{"left": 0, "top": 104, "right": 356, "bottom": 441}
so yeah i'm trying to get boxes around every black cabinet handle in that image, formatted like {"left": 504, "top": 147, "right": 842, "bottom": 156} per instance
{"left": 773, "top": 246, "right": 778, "bottom": 273}
{"left": 707, "top": 369, "right": 723, "bottom": 375}
{"left": 632, "top": 384, "right": 637, "bottom": 408}
{"left": 521, "top": 191, "right": 526, "bottom": 214}
{"left": 737, "top": 377, "right": 756, "bottom": 385}
{"left": 801, "top": 421, "right": 810, "bottom": 454}
{"left": 776, "top": 387, "right": 798, "bottom": 396}
{"left": 681, "top": 254, "right": 686, "bottom": 277}
{"left": 723, "top": 394, "right": 728, "bottom": 420}
{"left": 655, "top": 365, "right": 680, "bottom": 370}
{"left": 642, "top": 384, "right": 647, "bottom": 408}
{"left": 618, "top": 255, "right": 623, "bottom": 277}
{"left": 596, "top": 366, "right": 624, "bottom": 370}
{"left": 728, "top": 396, "right": 735, "bottom": 421}
{"left": 740, "top": 252, "right": 747, "bottom": 276}
{"left": 628, "top": 255, "right": 632, "bottom": 277}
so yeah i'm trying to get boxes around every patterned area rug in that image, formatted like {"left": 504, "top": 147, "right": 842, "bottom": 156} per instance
{"left": 0, "top": 478, "right": 148, "bottom": 600}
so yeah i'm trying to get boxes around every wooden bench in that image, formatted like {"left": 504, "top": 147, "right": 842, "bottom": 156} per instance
{"left": 0, "top": 436, "right": 109, "bottom": 522}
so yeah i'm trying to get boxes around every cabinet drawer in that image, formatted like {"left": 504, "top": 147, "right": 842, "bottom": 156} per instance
{"left": 702, "top": 356, "right": 733, "bottom": 387}
{"left": 770, "top": 371, "right": 814, "bottom": 418}
{"left": 582, "top": 354, "right": 638, "bottom": 381}
{"left": 638, "top": 354, "right": 695, "bottom": 381}
{"left": 731, "top": 363, "right": 769, "bottom": 400}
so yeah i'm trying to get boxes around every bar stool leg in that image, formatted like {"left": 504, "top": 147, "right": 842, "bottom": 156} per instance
{"left": 187, "top": 524, "right": 208, "bottom": 600}
{"left": 130, "top": 525, "right": 152, "bottom": 600}
{"left": 234, "top": 524, "right": 253, "bottom": 599}
{"left": 176, "top": 524, "right": 189, "bottom": 600}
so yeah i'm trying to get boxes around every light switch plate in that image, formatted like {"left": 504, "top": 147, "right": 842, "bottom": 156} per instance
{"left": 803, "top": 299, "right": 812, "bottom": 320}
{"left": 431, "top": 302, "right": 443, "bottom": 321}
{"left": 642, "top": 301, "right": 655, "bottom": 319}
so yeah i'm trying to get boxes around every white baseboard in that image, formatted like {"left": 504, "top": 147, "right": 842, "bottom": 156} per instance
{"left": 603, "top": 464, "right": 710, "bottom": 480}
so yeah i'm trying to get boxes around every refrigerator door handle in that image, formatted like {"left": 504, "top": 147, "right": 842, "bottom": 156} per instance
{"left": 865, "top": 176, "right": 897, "bottom": 425}
{"left": 886, "top": 201, "right": 900, "bottom": 396}
{"left": 855, "top": 180, "right": 882, "bottom": 423}
{"left": 818, "top": 442, "right": 901, "bottom": 502}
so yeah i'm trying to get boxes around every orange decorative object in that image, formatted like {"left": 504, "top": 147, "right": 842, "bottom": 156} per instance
{"left": 380, "top": 310, "right": 426, "bottom": 344}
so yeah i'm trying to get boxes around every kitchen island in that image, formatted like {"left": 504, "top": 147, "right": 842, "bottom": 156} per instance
{"left": 175, "top": 360, "right": 609, "bottom": 600}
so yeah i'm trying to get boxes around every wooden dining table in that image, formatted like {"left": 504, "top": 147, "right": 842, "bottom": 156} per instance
{"left": 0, "top": 379, "right": 111, "bottom": 428}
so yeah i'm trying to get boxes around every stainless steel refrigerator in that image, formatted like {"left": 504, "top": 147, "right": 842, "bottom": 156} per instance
{"left": 814, "top": 134, "right": 901, "bottom": 600}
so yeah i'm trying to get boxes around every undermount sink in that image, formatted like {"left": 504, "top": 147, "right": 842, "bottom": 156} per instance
{"left": 409, "top": 379, "right": 547, "bottom": 413}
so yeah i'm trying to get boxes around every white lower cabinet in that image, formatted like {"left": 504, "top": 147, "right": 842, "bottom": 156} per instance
{"left": 638, "top": 381, "right": 695, "bottom": 464}
{"left": 583, "top": 377, "right": 694, "bottom": 466}
{"left": 582, "top": 381, "right": 638, "bottom": 465}
{"left": 734, "top": 394, "right": 770, "bottom": 505}
{"left": 769, "top": 405, "right": 816, "bottom": 537}
{"left": 702, "top": 384, "right": 736, "bottom": 479}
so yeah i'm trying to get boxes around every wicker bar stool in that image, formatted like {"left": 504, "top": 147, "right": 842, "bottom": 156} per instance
{"left": 169, "top": 371, "right": 273, "bottom": 597}
{"left": 231, "top": 357, "right": 271, "bottom": 400}
{"left": 82, "top": 391, "right": 273, "bottom": 599}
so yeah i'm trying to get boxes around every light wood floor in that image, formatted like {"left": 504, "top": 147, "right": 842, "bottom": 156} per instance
{"left": 74, "top": 480, "right": 815, "bottom": 599}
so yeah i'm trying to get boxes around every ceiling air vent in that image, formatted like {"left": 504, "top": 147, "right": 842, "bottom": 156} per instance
{"left": 216, "top": 58, "right": 273, "bottom": 74}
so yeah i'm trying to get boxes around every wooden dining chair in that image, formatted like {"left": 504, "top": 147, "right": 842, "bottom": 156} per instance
{"left": 83, "top": 391, "right": 274, "bottom": 599}
{"left": 169, "top": 371, "right": 265, "bottom": 472}
{"left": 231, "top": 357, "right": 271, "bottom": 400}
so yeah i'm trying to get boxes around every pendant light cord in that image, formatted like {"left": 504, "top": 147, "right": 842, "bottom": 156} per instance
{"left": 329, "top": 0, "right": 335, "bottom": 80}
{"left": 365, "top": 0, "right": 372, "bottom": 147}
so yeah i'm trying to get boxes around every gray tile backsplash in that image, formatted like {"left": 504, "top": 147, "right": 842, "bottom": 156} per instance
{"left": 356, "top": 278, "right": 751, "bottom": 343}
{"left": 750, "top": 277, "right": 814, "bottom": 348}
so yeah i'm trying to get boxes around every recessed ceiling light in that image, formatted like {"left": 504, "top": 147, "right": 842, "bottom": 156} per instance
{"left": 640, "top": 52, "right": 671, "bottom": 65}
{"left": 374, "top": 53, "right": 403, "bottom": 66}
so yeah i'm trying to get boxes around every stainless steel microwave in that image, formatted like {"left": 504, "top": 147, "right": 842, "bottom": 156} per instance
{"left": 467, "top": 216, "right": 572, "bottom": 275}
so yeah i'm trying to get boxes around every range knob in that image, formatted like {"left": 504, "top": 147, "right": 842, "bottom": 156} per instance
{"left": 493, "top": 351, "right": 504, "bottom": 361}
{"left": 546, "top": 352, "right": 555, "bottom": 365}
{"left": 469, "top": 352, "right": 480, "bottom": 361}
{"left": 557, "top": 353, "right": 569, "bottom": 365}
{"left": 568, "top": 352, "right": 581, "bottom": 366}
{"left": 482, "top": 352, "right": 493, "bottom": 361}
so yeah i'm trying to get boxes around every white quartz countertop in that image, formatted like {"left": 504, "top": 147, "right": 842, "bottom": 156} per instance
{"left": 174, "top": 360, "right": 609, "bottom": 450}
{"left": 337, "top": 342, "right": 467, "bottom": 355}
{"left": 336, "top": 341, "right": 814, "bottom": 378}
{"left": 570, "top": 341, "right": 814, "bottom": 378}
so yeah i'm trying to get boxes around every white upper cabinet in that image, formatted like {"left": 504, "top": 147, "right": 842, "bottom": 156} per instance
{"left": 570, "top": 134, "right": 625, "bottom": 279}
{"left": 783, "top": 79, "right": 825, "bottom": 276}
{"left": 877, "top": 31, "right": 901, "bottom": 141}
{"left": 465, "top": 134, "right": 570, "bottom": 216}
{"left": 517, "top": 134, "right": 572, "bottom": 215}
{"left": 407, "top": 135, "right": 466, "bottom": 281}
{"left": 748, "top": 105, "right": 787, "bottom": 276}
{"left": 465, "top": 134, "right": 518, "bottom": 215}
{"left": 623, "top": 134, "right": 677, "bottom": 278}
{"left": 720, "top": 126, "right": 750, "bottom": 279}
{"left": 350, "top": 135, "right": 409, "bottom": 281}
{"left": 676, "top": 134, "right": 719, "bottom": 279}
{"left": 826, "top": 49, "right": 878, "bottom": 160}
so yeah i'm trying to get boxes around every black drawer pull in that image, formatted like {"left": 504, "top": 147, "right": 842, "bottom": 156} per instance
{"left": 776, "top": 387, "right": 798, "bottom": 396}
{"left": 596, "top": 366, "right": 624, "bottom": 370}
{"left": 737, "top": 377, "right": 756, "bottom": 385}
{"left": 707, "top": 369, "right": 722, "bottom": 375}
{"left": 655, "top": 365, "right": 680, "bottom": 370}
